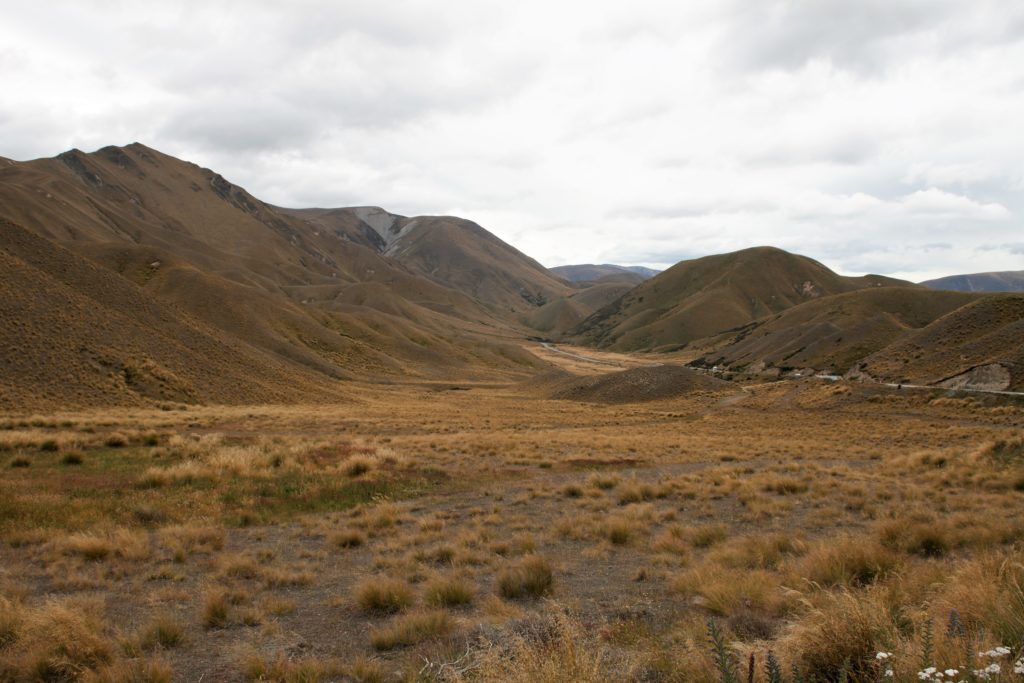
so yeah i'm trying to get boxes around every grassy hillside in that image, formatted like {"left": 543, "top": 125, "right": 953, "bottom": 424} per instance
{"left": 0, "top": 219, "right": 348, "bottom": 410}
{"left": 0, "top": 145, "right": 545, "bottom": 407}
{"left": 572, "top": 246, "right": 905, "bottom": 351}
{"left": 692, "top": 287, "right": 979, "bottom": 375}
{"left": 862, "top": 293, "right": 1024, "bottom": 390}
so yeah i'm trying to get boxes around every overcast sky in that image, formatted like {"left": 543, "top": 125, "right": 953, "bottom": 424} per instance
{"left": 3, "top": 1, "right": 1023, "bottom": 280}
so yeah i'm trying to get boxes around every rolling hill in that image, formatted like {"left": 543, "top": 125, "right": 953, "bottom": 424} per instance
{"left": 689, "top": 287, "right": 980, "bottom": 376}
{"left": 922, "top": 270, "right": 1024, "bottom": 293}
{"left": 861, "top": 294, "right": 1024, "bottom": 391}
{"left": 571, "top": 246, "right": 906, "bottom": 351}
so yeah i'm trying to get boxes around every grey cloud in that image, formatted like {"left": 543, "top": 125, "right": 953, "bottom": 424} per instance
{"left": 607, "top": 199, "right": 777, "bottom": 221}
{"left": 746, "top": 132, "right": 879, "bottom": 168}
{"left": 719, "top": 0, "right": 1024, "bottom": 74}
{"left": 160, "top": 101, "right": 321, "bottom": 154}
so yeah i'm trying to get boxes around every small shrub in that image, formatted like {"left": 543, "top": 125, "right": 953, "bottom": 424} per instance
{"left": 355, "top": 577, "right": 414, "bottom": 614}
{"left": 39, "top": 439, "right": 60, "bottom": 452}
{"left": 497, "top": 555, "right": 554, "bottom": 600}
{"left": 105, "top": 433, "right": 128, "bottom": 448}
{"left": 9, "top": 456, "right": 30, "bottom": 468}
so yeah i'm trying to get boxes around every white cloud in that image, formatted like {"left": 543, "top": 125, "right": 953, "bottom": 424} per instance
{"left": 1, "top": 0, "right": 1022, "bottom": 280}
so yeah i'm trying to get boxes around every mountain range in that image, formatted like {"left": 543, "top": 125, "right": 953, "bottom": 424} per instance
{"left": 921, "top": 270, "right": 1024, "bottom": 293}
{"left": 1, "top": 143, "right": 1021, "bottom": 408}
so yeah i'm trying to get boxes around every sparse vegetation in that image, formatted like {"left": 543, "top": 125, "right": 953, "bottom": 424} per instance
{"left": 0, "top": 382, "right": 1022, "bottom": 679}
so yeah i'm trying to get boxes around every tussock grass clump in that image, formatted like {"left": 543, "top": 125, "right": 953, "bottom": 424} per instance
{"left": 355, "top": 577, "right": 414, "bottom": 614}
{"left": 60, "top": 533, "right": 113, "bottom": 561}
{"left": 424, "top": 576, "right": 476, "bottom": 607}
{"left": 369, "top": 609, "right": 452, "bottom": 650}
{"left": 88, "top": 657, "right": 174, "bottom": 683}
{"left": 588, "top": 473, "right": 619, "bottom": 490}
{"left": 794, "top": 537, "right": 900, "bottom": 587}
{"left": 561, "top": 484, "right": 583, "bottom": 498}
{"left": 8, "top": 456, "right": 30, "bottom": 468}
{"left": 878, "top": 519, "right": 952, "bottom": 557}
{"left": 136, "top": 616, "right": 186, "bottom": 650}
{"left": 616, "top": 480, "right": 657, "bottom": 505}
{"left": 760, "top": 473, "right": 810, "bottom": 495}
{"left": 331, "top": 529, "right": 366, "bottom": 548}
{"left": 60, "top": 451, "right": 84, "bottom": 465}
{"left": 447, "top": 613, "right": 614, "bottom": 682}
{"left": 0, "top": 596, "right": 115, "bottom": 680}
{"left": 58, "top": 529, "right": 151, "bottom": 563}
{"left": 497, "top": 555, "right": 554, "bottom": 600}
{"left": 243, "top": 655, "right": 344, "bottom": 682}
{"left": 673, "top": 566, "right": 795, "bottom": 618}
{"left": 104, "top": 433, "right": 128, "bottom": 448}
{"left": 159, "top": 525, "right": 224, "bottom": 561}
{"left": 785, "top": 586, "right": 898, "bottom": 681}
{"left": 219, "top": 554, "right": 260, "bottom": 580}
{"left": 263, "top": 567, "right": 314, "bottom": 588}
{"left": 652, "top": 525, "right": 690, "bottom": 558}
{"left": 202, "top": 589, "right": 230, "bottom": 629}
{"left": 691, "top": 524, "right": 729, "bottom": 549}
{"left": 343, "top": 456, "right": 374, "bottom": 477}
{"left": 603, "top": 517, "right": 637, "bottom": 545}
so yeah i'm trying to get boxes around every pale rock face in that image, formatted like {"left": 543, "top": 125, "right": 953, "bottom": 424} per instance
{"left": 936, "top": 363, "right": 1011, "bottom": 391}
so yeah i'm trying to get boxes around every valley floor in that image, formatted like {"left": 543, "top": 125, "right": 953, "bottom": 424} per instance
{"left": 1, "top": 371, "right": 1023, "bottom": 682}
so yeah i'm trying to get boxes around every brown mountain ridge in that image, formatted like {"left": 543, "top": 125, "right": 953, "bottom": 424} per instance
{"left": 3, "top": 142, "right": 1023, "bottom": 406}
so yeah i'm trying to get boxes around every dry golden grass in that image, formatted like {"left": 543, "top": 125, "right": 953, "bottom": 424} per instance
{"left": 369, "top": 609, "right": 453, "bottom": 650}
{"left": 355, "top": 577, "right": 415, "bottom": 614}
{"left": 0, "top": 380, "right": 1022, "bottom": 680}
{"left": 497, "top": 555, "right": 554, "bottom": 600}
